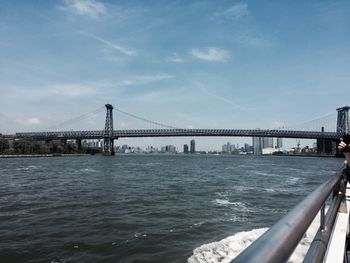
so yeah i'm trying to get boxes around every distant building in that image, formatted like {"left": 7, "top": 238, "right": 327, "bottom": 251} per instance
{"left": 227, "top": 142, "right": 231, "bottom": 153}
{"left": 262, "top": 147, "right": 279, "bottom": 155}
{"left": 146, "top": 146, "right": 157, "bottom": 153}
{"left": 263, "top": 137, "right": 273, "bottom": 148}
{"left": 162, "top": 145, "right": 176, "bottom": 153}
{"left": 222, "top": 143, "right": 228, "bottom": 153}
{"left": 190, "top": 139, "right": 195, "bottom": 153}
{"left": 183, "top": 144, "right": 189, "bottom": 154}
{"left": 222, "top": 142, "right": 237, "bottom": 154}
{"left": 276, "top": 138, "right": 283, "bottom": 149}
{"left": 244, "top": 143, "right": 251, "bottom": 153}
{"left": 253, "top": 137, "right": 263, "bottom": 155}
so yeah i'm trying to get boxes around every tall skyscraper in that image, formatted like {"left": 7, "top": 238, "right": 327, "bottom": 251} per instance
{"left": 190, "top": 139, "right": 195, "bottom": 153}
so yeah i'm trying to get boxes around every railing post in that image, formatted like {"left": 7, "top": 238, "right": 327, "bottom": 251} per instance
{"left": 320, "top": 204, "right": 325, "bottom": 231}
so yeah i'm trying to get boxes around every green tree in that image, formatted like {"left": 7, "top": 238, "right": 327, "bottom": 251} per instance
{"left": 32, "top": 143, "right": 42, "bottom": 154}
{"left": 14, "top": 140, "right": 33, "bottom": 154}
{"left": 0, "top": 139, "right": 10, "bottom": 153}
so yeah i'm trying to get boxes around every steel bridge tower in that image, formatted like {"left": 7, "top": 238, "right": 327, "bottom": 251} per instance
{"left": 103, "top": 104, "right": 115, "bottom": 155}
{"left": 337, "top": 106, "right": 350, "bottom": 135}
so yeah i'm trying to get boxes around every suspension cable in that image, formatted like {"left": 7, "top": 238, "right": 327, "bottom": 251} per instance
{"left": 276, "top": 112, "right": 335, "bottom": 130}
{"left": 114, "top": 107, "right": 183, "bottom": 130}
{"left": 46, "top": 106, "right": 105, "bottom": 131}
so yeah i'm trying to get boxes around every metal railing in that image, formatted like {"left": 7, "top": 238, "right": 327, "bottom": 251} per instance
{"left": 231, "top": 167, "right": 348, "bottom": 263}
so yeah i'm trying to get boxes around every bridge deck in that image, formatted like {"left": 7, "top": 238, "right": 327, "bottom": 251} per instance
{"left": 12, "top": 129, "right": 340, "bottom": 140}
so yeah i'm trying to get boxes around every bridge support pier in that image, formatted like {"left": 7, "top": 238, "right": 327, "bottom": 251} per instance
{"left": 317, "top": 127, "right": 337, "bottom": 155}
{"left": 76, "top": 139, "right": 82, "bottom": 151}
{"left": 102, "top": 104, "right": 115, "bottom": 156}
{"left": 317, "top": 139, "right": 336, "bottom": 155}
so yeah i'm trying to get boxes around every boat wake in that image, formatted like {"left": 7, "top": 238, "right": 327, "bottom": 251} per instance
{"left": 188, "top": 210, "right": 321, "bottom": 263}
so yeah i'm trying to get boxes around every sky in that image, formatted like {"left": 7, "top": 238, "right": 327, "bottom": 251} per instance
{"left": 0, "top": 0, "right": 349, "bottom": 150}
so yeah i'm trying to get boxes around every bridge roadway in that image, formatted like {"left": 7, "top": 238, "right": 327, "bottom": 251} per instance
{"left": 13, "top": 129, "right": 340, "bottom": 140}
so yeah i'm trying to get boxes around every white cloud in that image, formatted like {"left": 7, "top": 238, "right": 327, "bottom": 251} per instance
{"left": 190, "top": 47, "right": 230, "bottom": 62}
{"left": 215, "top": 3, "right": 249, "bottom": 18}
{"left": 61, "top": 0, "right": 106, "bottom": 18}
{"left": 166, "top": 53, "right": 185, "bottom": 63}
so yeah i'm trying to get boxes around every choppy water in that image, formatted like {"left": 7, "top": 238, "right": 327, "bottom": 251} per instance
{"left": 0, "top": 155, "right": 342, "bottom": 263}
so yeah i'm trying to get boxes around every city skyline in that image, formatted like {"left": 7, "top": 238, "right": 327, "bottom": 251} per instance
{"left": 0, "top": 0, "right": 349, "bottom": 150}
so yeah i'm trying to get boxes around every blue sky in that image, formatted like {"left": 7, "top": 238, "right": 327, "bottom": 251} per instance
{"left": 0, "top": 0, "right": 349, "bottom": 150}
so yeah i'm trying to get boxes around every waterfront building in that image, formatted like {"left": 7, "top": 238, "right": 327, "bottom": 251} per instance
{"left": 222, "top": 143, "right": 228, "bottom": 153}
{"left": 190, "top": 139, "right": 195, "bottom": 153}
{"left": 253, "top": 137, "right": 263, "bottom": 155}
{"left": 276, "top": 138, "right": 283, "bottom": 148}
{"left": 227, "top": 142, "right": 231, "bottom": 153}
{"left": 263, "top": 137, "right": 274, "bottom": 148}
{"left": 146, "top": 146, "right": 157, "bottom": 153}
{"left": 262, "top": 147, "right": 279, "bottom": 155}
{"left": 162, "top": 145, "right": 177, "bottom": 153}
{"left": 244, "top": 143, "right": 251, "bottom": 153}
{"left": 222, "top": 142, "right": 237, "bottom": 154}
{"left": 230, "top": 143, "right": 236, "bottom": 153}
{"left": 184, "top": 144, "right": 189, "bottom": 154}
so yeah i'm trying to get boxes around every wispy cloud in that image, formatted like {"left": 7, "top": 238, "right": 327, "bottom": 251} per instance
{"left": 166, "top": 53, "right": 185, "bottom": 63}
{"left": 190, "top": 47, "right": 230, "bottom": 62}
{"left": 80, "top": 32, "right": 137, "bottom": 56}
{"left": 199, "top": 86, "right": 243, "bottom": 109}
{"left": 214, "top": 3, "right": 249, "bottom": 19}
{"left": 117, "top": 74, "right": 173, "bottom": 87}
{"left": 60, "top": 0, "right": 107, "bottom": 18}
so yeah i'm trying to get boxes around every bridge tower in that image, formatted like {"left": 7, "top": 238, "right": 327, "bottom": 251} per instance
{"left": 103, "top": 104, "right": 115, "bottom": 155}
{"left": 337, "top": 106, "right": 350, "bottom": 134}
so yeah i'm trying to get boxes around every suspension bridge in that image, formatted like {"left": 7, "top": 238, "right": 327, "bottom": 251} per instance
{"left": 1, "top": 104, "right": 349, "bottom": 155}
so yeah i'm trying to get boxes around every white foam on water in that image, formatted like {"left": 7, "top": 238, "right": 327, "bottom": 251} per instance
{"left": 15, "top": 165, "right": 40, "bottom": 171}
{"left": 188, "top": 228, "right": 268, "bottom": 263}
{"left": 286, "top": 177, "right": 300, "bottom": 185}
{"left": 188, "top": 210, "right": 322, "bottom": 263}
{"left": 215, "top": 199, "right": 237, "bottom": 206}
{"left": 214, "top": 199, "right": 251, "bottom": 212}
{"left": 190, "top": 222, "right": 205, "bottom": 228}
{"left": 79, "top": 168, "right": 97, "bottom": 172}
{"left": 264, "top": 188, "right": 276, "bottom": 193}
{"left": 145, "top": 162, "right": 162, "bottom": 166}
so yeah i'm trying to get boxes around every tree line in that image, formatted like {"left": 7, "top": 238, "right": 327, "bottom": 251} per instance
{"left": 0, "top": 139, "right": 101, "bottom": 155}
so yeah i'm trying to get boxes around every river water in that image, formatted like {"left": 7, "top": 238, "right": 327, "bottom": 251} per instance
{"left": 0, "top": 155, "right": 343, "bottom": 263}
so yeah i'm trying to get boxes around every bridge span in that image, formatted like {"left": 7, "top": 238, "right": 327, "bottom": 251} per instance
{"left": 15, "top": 129, "right": 340, "bottom": 140}
{"left": 2, "top": 104, "right": 349, "bottom": 155}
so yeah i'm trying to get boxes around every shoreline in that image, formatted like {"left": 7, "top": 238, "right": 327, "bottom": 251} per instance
{"left": 0, "top": 154, "right": 90, "bottom": 158}
{"left": 0, "top": 153, "right": 337, "bottom": 158}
